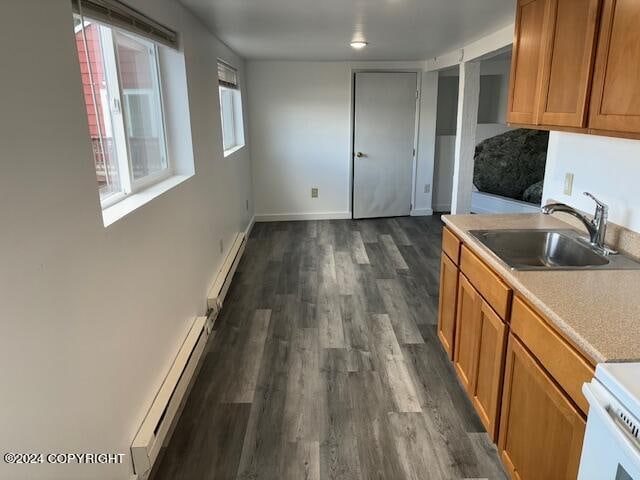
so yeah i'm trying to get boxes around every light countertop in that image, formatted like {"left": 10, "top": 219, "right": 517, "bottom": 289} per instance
{"left": 442, "top": 213, "right": 640, "bottom": 364}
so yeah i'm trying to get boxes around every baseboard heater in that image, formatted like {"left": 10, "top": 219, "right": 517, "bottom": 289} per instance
{"left": 207, "top": 232, "right": 247, "bottom": 313}
{"left": 129, "top": 232, "right": 247, "bottom": 479}
{"left": 131, "top": 315, "right": 211, "bottom": 479}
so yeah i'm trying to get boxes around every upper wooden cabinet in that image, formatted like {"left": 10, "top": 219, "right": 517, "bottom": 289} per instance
{"left": 508, "top": 0, "right": 601, "bottom": 128}
{"left": 538, "top": 0, "right": 601, "bottom": 127}
{"left": 507, "top": 0, "right": 548, "bottom": 125}
{"left": 508, "top": 0, "right": 640, "bottom": 137}
{"left": 589, "top": 0, "right": 640, "bottom": 134}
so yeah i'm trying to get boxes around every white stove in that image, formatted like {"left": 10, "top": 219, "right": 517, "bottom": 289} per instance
{"left": 579, "top": 362, "right": 640, "bottom": 480}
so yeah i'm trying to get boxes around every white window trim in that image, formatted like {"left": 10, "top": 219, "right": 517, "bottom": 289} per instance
{"left": 93, "top": 24, "right": 172, "bottom": 210}
{"left": 219, "top": 85, "right": 245, "bottom": 157}
{"left": 102, "top": 174, "right": 191, "bottom": 227}
{"left": 223, "top": 144, "right": 244, "bottom": 157}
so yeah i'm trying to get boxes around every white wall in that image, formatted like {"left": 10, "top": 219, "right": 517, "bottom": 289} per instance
{"left": 433, "top": 136, "right": 456, "bottom": 211}
{"left": 247, "top": 62, "right": 352, "bottom": 220}
{"left": 478, "top": 55, "right": 511, "bottom": 124}
{"left": 475, "top": 123, "right": 515, "bottom": 144}
{"left": 471, "top": 191, "right": 541, "bottom": 214}
{"left": 433, "top": 125, "right": 516, "bottom": 212}
{"left": 436, "top": 74, "right": 459, "bottom": 136}
{"left": 413, "top": 71, "right": 439, "bottom": 215}
{"left": 432, "top": 55, "right": 513, "bottom": 213}
{"left": 247, "top": 61, "right": 438, "bottom": 219}
{"left": 432, "top": 125, "right": 516, "bottom": 213}
{"left": 478, "top": 75, "right": 508, "bottom": 124}
{"left": 0, "top": 1, "right": 252, "bottom": 479}
{"left": 543, "top": 132, "right": 640, "bottom": 232}
{"left": 437, "top": 57, "right": 511, "bottom": 131}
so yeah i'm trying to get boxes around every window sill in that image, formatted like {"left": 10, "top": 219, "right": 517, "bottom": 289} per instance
{"left": 223, "top": 144, "right": 245, "bottom": 157}
{"left": 101, "top": 174, "right": 192, "bottom": 227}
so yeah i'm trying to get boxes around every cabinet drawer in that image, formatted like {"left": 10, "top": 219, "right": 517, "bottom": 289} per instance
{"left": 442, "top": 227, "right": 461, "bottom": 265}
{"left": 460, "top": 246, "right": 511, "bottom": 319}
{"left": 511, "top": 296, "right": 594, "bottom": 415}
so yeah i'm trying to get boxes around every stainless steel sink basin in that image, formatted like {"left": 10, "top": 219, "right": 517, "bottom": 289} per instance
{"left": 469, "top": 229, "right": 640, "bottom": 271}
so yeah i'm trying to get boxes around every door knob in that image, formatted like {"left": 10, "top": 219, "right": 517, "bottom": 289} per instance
{"left": 355, "top": 152, "right": 365, "bottom": 158}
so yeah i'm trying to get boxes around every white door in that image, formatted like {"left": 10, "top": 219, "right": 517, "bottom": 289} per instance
{"left": 353, "top": 72, "right": 417, "bottom": 219}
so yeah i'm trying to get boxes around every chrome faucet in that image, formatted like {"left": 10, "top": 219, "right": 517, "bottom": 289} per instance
{"left": 542, "top": 192, "right": 616, "bottom": 254}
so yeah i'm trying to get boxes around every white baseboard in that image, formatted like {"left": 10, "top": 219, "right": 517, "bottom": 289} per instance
{"left": 244, "top": 215, "right": 255, "bottom": 237}
{"left": 410, "top": 208, "right": 433, "bottom": 216}
{"left": 255, "top": 212, "right": 352, "bottom": 222}
{"left": 432, "top": 203, "right": 451, "bottom": 212}
{"left": 471, "top": 191, "right": 540, "bottom": 214}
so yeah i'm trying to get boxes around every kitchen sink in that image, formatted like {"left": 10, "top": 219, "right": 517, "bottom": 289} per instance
{"left": 468, "top": 229, "right": 640, "bottom": 271}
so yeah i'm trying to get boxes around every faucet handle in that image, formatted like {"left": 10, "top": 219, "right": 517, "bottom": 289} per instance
{"left": 583, "top": 192, "right": 608, "bottom": 210}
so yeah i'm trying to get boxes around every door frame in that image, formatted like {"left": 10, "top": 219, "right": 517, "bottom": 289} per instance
{"left": 349, "top": 68, "right": 422, "bottom": 219}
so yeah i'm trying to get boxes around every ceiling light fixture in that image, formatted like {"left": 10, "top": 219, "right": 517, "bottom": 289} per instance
{"left": 350, "top": 41, "right": 368, "bottom": 50}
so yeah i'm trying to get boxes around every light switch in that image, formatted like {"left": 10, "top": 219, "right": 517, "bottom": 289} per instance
{"left": 563, "top": 173, "right": 574, "bottom": 196}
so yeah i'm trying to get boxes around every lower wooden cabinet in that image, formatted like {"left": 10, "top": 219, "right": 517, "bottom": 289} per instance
{"left": 453, "top": 274, "right": 480, "bottom": 393}
{"left": 453, "top": 273, "right": 507, "bottom": 439}
{"left": 498, "top": 333, "right": 586, "bottom": 480}
{"left": 438, "top": 236, "right": 592, "bottom": 479}
{"left": 437, "top": 252, "right": 458, "bottom": 359}
{"left": 471, "top": 300, "right": 507, "bottom": 440}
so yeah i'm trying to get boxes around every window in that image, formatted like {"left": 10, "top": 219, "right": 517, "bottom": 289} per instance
{"left": 217, "top": 61, "right": 245, "bottom": 156}
{"left": 73, "top": 14, "right": 169, "bottom": 207}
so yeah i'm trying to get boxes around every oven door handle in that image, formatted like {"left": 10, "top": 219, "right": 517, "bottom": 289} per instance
{"left": 583, "top": 383, "right": 640, "bottom": 463}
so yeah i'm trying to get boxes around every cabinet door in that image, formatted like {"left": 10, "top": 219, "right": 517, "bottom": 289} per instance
{"left": 453, "top": 274, "right": 481, "bottom": 394}
{"left": 498, "top": 334, "right": 586, "bottom": 480}
{"left": 538, "top": 0, "right": 601, "bottom": 127}
{"left": 507, "top": 0, "right": 549, "bottom": 125}
{"left": 589, "top": 0, "right": 640, "bottom": 134}
{"left": 437, "top": 252, "right": 459, "bottom": 359}
{"left": 471, "top": 300, "right": 507, "bottom": 441}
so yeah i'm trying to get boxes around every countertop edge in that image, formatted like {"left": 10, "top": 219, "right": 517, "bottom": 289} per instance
{"left": 441, "top": 215, "right": 607, "bottom": 365}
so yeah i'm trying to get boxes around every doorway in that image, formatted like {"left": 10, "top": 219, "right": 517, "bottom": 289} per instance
{"left": 352, "top": 72, "right": 417, "bottom": 219}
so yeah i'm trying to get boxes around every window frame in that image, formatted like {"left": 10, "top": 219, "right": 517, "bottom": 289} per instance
{"left": 219, "top": 85, "right": 236, "bottom": 151}
{"left": 217, "top": 60, "right": 245, "bottom": 157}
{"left": 77, "top": 18, "right": 172, "bottom": 210}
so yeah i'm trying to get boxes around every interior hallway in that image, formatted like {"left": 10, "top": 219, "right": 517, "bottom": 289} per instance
{"left": 152, "top": 217, "right": 507, "bottom": 479}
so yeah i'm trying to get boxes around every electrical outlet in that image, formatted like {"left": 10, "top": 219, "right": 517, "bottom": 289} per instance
{"left": 424, "top": 184, "right": 431, "bottom": 194}
{"left": 311, "top": 188, "right": 319, "bottom": 198}
{"left": 219, "top": 239, "right": 224, "bottom": 254}
{"left": 564, "top": 173, "right": 574, "bottom": 195}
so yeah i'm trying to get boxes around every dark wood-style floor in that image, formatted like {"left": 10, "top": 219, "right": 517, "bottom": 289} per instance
{"left": 152, "top": 217, "right": 507, "bottom": 480}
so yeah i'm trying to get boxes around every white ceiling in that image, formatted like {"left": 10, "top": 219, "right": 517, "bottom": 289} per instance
{"left": 178, "top": 0, "right": 516, "bottom": 61}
